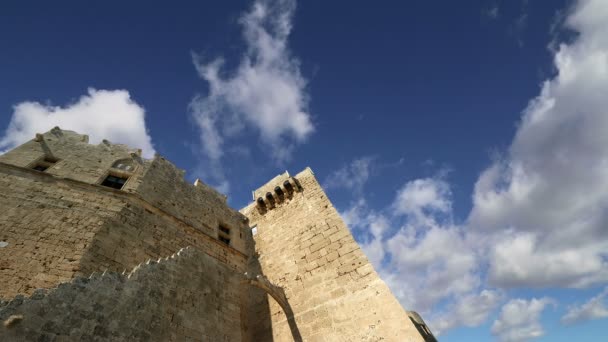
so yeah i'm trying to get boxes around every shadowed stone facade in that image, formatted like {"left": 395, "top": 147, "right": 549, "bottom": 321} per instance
{"left": 0, "top": 128, "right": 435, "bottom": 341}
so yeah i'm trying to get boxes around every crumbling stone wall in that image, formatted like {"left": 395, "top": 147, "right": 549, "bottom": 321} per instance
{"left": 0, "top": 247, "right": 243, "bottom": 341}
{"left": 241, "top": 168, "right": 426, "bottom": 341}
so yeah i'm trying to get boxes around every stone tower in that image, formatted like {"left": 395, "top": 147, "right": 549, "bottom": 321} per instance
{"left": 241, "top": 169, "right": 434, "bottom": 341}
{"left": 0, "top": 128, "right": 434, "bottom": 341}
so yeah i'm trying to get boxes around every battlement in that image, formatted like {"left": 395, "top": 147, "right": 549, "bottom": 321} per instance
{"left": 248, "top": 169, "right": 307, "bottom": 214}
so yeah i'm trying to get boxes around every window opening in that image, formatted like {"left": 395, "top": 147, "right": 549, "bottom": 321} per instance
{"left": 219, "top": 225, "right": 230, "bottom": 235}
{"left": 31, "top": 156, "right": 58, "bottom": 172}
{"left": 32, "top": 164, "right": 49, "bottom": 172}
{"left": 218, "top": 224, "right": 231, "bottom": 246}
{"left": 101, "top": 174, "right": 129, "bottom": 190}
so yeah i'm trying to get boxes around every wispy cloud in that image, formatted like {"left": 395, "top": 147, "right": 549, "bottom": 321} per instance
{"left": 482, "top": 2, "right": 500, "bottom": 20}
{"left": 0, "top": 88, "right": 155, "bottom": 158}
{"left": 190, "top": 0, "right": 313, "bottom": 190}
{"left": 323, "top": 156, "right": 374, "bottom": 195}
{"left": 561, "top": 287, "right": 608, "bottom": 325}
{"left": 509, "top": 0, "right": 529, "bottom": 47}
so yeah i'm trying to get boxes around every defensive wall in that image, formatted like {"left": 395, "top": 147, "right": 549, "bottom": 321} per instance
{"left": 0, "top": 127, "right": 435, "bottom": 341}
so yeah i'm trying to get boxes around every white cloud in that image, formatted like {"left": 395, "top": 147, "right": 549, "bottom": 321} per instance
{"left": 561, "top": 287, "right": 608, "bottom": 325}
{"left": 492, "top": 297, "right": 555, "bottom": 342}
{"left": 190, "top": 0, "right": 313, "bottom": 165}
{"left": 483, "top": 3, "right": 500, "bottom": 20}
{"left": 392, "top": 178, "right": 451, "bottom": 221}
{"left": 324, "top": 157, "right": 374, "bottom": 195}
{"left": 0, "top": 88, "right": 155, "bottom": 158}
{"left": 335, "top": 1, "right": 608, "bottom": 336}
{"left": 336, "top": 0, "right": 608, "bottom": 337}
{"left": 340, "top": 198, "right": 389, "bottom": 266}
{"left": 469, "top": 0, "right": 608, "bottom": 289}
{"left": 339, "top": 176, "right": 493, "bottom": 335}
{"left": 432, "top": 290, "right": 503, "bottom": 334}
{"left": 383, "top": 205, "right": 479, "bottom": 316}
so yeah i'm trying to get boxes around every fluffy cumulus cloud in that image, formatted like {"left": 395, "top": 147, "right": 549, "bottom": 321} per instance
{"left": 334, "top": 1, "right": 608, "bottom": 336}
{"left": 468, "top": 0, "right": 608, "bottom": 289}
{"left": 392, "top": 178, "right": 452, "bottom": 222}
{"left": 432, "top": 290, "right": 504, "bottom": 334}
{"left": 0, "top": 88, "right": 155, "bottom": 158}
{"left": 338, "top": 175, "right": 500, "bottom": 336}
{"left": 190, "top": 0, "right": 313, "bottom": 165}
{"left": 561, "top": 287, "right": 608, "bottom": 325}
{"left": 491, "top": 298, "right": 555, "bottom": 342}
{"left": 381, "top": 178, "right": 499, "bottom": 335}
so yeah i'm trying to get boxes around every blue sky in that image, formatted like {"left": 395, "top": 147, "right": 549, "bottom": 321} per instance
{"left": 1, "top": 0, "right": 608, "bottom": 340}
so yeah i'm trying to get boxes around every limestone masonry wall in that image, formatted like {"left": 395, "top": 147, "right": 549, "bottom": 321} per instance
{"left": 135, "top": 156, "right": 250, "bottom": 254}
{"left": 0, "top": 163, "right": 128, "bottom": 298}
{"left": 0, "top": 127, "right": 433, "bottom": 341}
{"left": 241, "top": 168, "right": 426, "bottom": 341}
{"left": 0, "top": 247, "right": 244, "bottom": 341}
{"left": 0, "top": 127, "right": 148, "bottom": 190}
{"left": 0, "top": 128, "right": 251, "bottom": 301}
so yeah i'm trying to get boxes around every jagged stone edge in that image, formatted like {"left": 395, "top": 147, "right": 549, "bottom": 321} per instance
{"left": 0, "top": 246, "right": 195, "bottom": 311}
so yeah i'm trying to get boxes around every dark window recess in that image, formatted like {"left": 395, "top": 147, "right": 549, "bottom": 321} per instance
{"left": 219, "top": 225, "right": 230, "bottom": 235}
{"left": 219, "top": 236, "right": 231, "bottom": 245}
{"left": 32, "top": 164, "right": 49, "bottom": 172}
{"left": 31, "top": 156, "right": 58, "bottom": 172}
{"left": 101, "top": 175, "right": 128, "bottom": 190}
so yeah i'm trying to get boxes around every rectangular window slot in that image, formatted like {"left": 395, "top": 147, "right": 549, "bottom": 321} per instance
{"left": 219, "top": 236, "right": 231, "bottom": 245}
{"left": 219, "top": 225, "right": 230, "bottom": 235}
{"left": 31, "top": 156, "right": 59, "bottom": 172}
{"left": 101, "top": 175, "right": 129, "bottom": 190}
{"left": 32, "top": 164, "right": 49, "bottom": 172}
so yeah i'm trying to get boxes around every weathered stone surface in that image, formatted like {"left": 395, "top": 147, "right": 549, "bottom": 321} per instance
{"left": 0, "top": 128, "right": 434, "bottom": 341}
{"left": 0, "top": 129, "right": 251, "bottom": 300}
{"left": 241, "top": 168, "right": 427, "bottom": 341}
{"left": 0, "top": 247, "right": 243, "bottom": 341}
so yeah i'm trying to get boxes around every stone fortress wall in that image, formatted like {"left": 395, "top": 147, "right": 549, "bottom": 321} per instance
{"left": 0, "top": 127, "right": 434, "bottom": 341}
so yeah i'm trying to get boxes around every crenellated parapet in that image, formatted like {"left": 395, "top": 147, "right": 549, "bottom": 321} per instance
{"left": 252, "top": 170, "right": 303, "bottom": 214}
